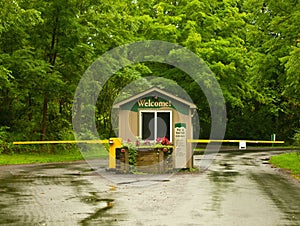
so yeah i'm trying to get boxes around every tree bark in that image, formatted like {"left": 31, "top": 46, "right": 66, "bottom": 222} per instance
{"left": 40, "top": 14, "right": 59, "bottom": 141}
{"left": 40, "top": 96, "right": 48, "bottom": 141}
{"left": 28, "top": 94, "right": 32, "bottom": 121}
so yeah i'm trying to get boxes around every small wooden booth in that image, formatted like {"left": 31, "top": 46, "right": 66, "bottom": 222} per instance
{"left": 113, "top": 87, "right": 197, "bottom": 172}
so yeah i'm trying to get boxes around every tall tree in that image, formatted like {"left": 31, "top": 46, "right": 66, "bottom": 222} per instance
{"left": 244, "top": 0, "right": 300, "bottom": 140}
{"left": 0, "top": 0, "right": 298, "bottom": 146}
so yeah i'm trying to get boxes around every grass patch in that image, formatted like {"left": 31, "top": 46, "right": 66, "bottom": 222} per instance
{"left": 270, "top": 152, "right": 300, "bottom": 180}
{"left": 0, "top": 148, "right": 108, "bottom": 165}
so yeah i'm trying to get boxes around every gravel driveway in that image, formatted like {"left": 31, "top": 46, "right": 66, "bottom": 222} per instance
{"left": 0, "top": 149, "right": 299, "bottom": 226}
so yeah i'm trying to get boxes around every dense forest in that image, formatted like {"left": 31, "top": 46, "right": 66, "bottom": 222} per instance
{"left": 0, "top": 0, "right": 299, "bottom": 152}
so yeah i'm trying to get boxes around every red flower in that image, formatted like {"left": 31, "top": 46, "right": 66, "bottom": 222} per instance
{"left": 156, "top": 136, "right": 170, "bottom": 145}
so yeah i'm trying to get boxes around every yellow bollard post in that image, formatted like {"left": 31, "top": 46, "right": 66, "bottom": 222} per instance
{"left": 108, "top": 138, "right": 122, "bottom": 169}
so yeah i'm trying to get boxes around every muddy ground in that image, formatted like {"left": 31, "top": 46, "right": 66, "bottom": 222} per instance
{"left": 0, "top": 149, "right": 300, "bottom": 226}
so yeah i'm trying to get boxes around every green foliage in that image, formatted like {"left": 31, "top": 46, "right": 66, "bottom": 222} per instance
{"left": 128, "top": 147, "right": 138, "bottom": 172}
{"left": 293, "top": 130, "right": 300, "bottom": 147}
{"left": 122, "top": 143, "right": 138, "bottom": 173}
{"left": 96, "top": 65, "right": 148, "bottom": 138}
{"left": 0, "top": 0, "right": 299, "bottom": 153}
{"left": 280, "top": 45, "right": 300, "bottom": 100}
{"left": 0, "top": 127, "right": 13, "bottom": 154}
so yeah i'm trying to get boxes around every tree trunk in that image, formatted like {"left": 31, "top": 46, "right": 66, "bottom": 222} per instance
{"left": 28, "top": 94, "right": 32, "bottom": 121}
{"left": 40, "top": 14, "right": 58, "bottom": 141}
{"left": 40, "top": 96, "right": 48, "bottom": 141}
{"left": 74, "top": 97, "right": 81, "bottom": 133}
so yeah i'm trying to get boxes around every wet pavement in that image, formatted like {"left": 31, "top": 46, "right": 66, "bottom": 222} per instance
{"left": 0, "top": 149, "right": 299, "bottom": 225}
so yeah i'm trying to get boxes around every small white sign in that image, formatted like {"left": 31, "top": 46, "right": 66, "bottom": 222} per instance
{"left": 174, "top": 125, "right": 187, "bottom": 168}
{"left": 239, "top": 140, "right": 246, "bottom": 149}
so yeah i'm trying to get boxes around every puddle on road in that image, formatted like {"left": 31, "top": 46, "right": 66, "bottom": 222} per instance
{"left": 117, "top": 179, "right": 170, "bottom": 185}
{"left": 0, "top": 174, "right": 35, "bottom": 225}
{"left": 207, "top": 169, "right": 240, "bottom": 215}
{"left": 0, "top": 164, "right": 124, "bottom": 226}
{"left": 250, "top": 172, "right": 300, "bottom": 224}
{"left": 209, "top": 170, "right": 239, "bottom": 183}
{"left": 79, "top": 197, "right": 123, "bottom": 226}
{"left": 219, "top": 162, "right": 234, "bottom": 170}
{"left": 0, "top": 174, "right": 34, "bottom": 195}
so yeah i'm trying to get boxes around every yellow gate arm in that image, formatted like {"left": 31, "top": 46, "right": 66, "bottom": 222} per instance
{"left": 13, "top": 140, "right": 109, "bottom": 145}
{"left": 187, "top": 139, "right": 284, "bottom": 144}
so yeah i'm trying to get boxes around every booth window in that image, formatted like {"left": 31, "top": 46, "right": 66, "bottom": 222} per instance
{"left": 140, "top": 111, "right": 172, "bottom": 142}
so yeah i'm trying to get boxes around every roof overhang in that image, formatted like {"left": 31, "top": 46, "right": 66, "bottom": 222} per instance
{"left": 113, "top": 87, "right": 197, "bottom": 109}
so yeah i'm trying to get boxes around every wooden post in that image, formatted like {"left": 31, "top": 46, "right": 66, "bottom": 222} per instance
{"left": 124, "top": 148, "right": 129, "bottom": 173}
{"left": 159, "top": 149, "right": 164, "bottom": 173}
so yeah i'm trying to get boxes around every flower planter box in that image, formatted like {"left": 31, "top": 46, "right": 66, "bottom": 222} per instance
{"left": 116, "top": 147, "right": 173, "bottom": 174}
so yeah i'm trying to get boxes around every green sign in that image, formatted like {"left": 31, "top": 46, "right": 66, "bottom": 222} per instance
{"left": 120, "top": 96, "right": 190, "bottom": 115}
{"left": 175, "top": 123, "right": 186, "bottom": 128}
{"left": 137, "top": 98, "right": 172, "bottom": 108}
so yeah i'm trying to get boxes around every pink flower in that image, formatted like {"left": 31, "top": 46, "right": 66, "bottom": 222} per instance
{"left": 144, "top": 139, "right": 150, "bottom": 145}
{"left": 135, "top": 140, "right": 140, "bottom": 146}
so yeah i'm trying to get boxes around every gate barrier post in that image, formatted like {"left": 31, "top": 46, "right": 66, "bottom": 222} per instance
{"left": 108, "top": 138, "right": 122, "bottom": 170}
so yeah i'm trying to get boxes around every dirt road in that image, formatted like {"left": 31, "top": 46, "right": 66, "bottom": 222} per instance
{"left": 0, "top": 150, "right": 299, "bottom": 225}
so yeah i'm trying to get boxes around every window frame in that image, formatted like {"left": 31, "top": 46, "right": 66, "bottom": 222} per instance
{"left": 139, "top": 110, "right": 172, "bottom": 143}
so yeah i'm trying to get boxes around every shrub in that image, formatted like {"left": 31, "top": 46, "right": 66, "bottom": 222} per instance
{"left": 293, "top": 129, "right": 300, "bottom": 147}
{"left": 0, "top": 127, "right": 13, "bottom": 154}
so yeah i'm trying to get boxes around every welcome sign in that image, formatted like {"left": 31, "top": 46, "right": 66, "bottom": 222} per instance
{"left": 137, "top": 98, "right": 172, "bottom": 108}
{"left": 120, "top": 94, "right": 190, "bottom": 115}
